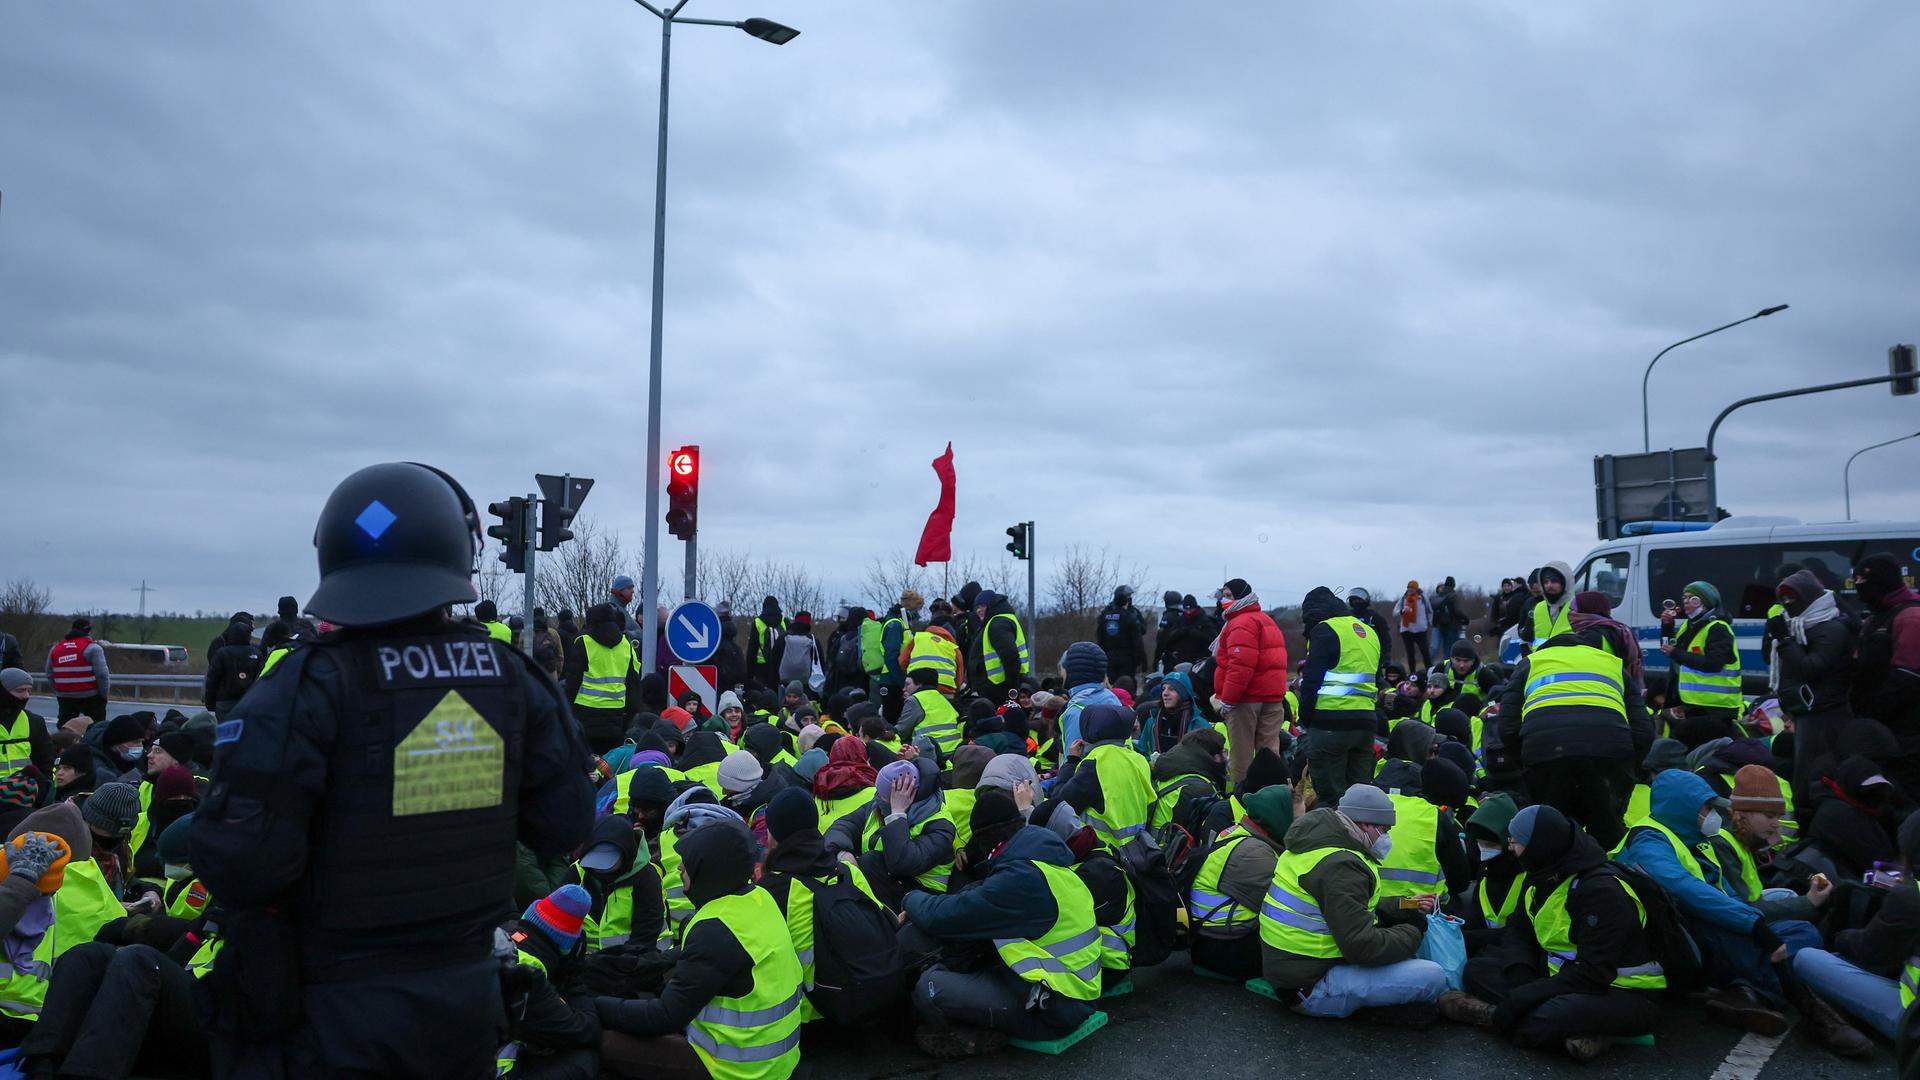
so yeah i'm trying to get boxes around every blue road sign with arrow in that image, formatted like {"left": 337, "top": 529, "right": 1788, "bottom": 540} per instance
{"left": 666, "top": 601, "right": 721, "bottom": 665}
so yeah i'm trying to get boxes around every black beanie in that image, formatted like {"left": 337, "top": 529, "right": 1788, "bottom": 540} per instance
{"left": 1241, "top": 748, "right": 1289, "bottom": 796}
{"left": 475, "top": 600, "right": 498, "bottom": 621}
{"left": 766, "top": 788, "right": 817, "bottom": 843}
{"left": 1516, "top": 804, "right": 1576, "bottom": 873}
{"left": 278, "top": 596, "right": 300, "bottom": 618}
{"left": 102, "top": 714, "right": 146, "bottom": 748}
{"left": 1223, "top": 578, "right": 1253, "bottom": 600}
{"left": 154, "top": 731, "right": 194, "bottom": 767}
{"left": 969, "top": 789, "right": 1024, "bottom": 855}
{"left": 625, "top": 766, "right": 679, "bottom": 812}
{"left": 1856, "top": 553, "right": 1907, "bottom": 607}
{"left": 1450, "top": 638, "right": 1477, "bottom": 661}
{"left": 680, "top": 821, "right": 754, "bottom": 907}
{"left": 1420, "top": 758, "right": 1471, "bottom": 810}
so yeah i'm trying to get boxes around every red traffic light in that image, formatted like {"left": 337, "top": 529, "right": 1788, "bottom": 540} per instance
{"left": 667, "top": 445, "right": 699, "bottom": 540}
{"left": 670, "top": 448, "right": 698, "bottom": 478}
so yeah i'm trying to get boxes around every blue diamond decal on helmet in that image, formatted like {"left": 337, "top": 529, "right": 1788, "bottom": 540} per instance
{"left": 355, "top": 499, "right": 397, "bottom": 540}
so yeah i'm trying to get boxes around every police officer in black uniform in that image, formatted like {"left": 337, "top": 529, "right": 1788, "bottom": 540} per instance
{"left": 192, "top": 462, "right": 595, "bottom": 1078}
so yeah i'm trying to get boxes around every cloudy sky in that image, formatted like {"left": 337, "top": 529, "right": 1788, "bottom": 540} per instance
{"left": 5, "top": 1, "right": 1918, "bottom": 619}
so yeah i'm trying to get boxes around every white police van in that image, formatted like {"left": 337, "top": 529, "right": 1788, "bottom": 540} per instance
{"left": 1566, "top": 517, "right": 1920, "bottom": 694}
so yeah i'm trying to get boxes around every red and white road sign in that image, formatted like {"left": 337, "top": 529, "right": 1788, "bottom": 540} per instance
{"left": 669, "top": 664, "right": 719, "bottom": 716}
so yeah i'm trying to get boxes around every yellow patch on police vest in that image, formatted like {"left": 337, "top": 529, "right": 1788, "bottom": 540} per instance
{"left": 392, "top": 690, "right": 504, "bottom": 817}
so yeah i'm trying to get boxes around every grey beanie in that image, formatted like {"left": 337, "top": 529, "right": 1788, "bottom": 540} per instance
{"left": 716, "top": 750, "right": 764, "bottom": 795}
{"left": 1643, "top": 737, "right": 1689, "bottom": 773}
{"left": 1060, "top": 641, "right": 1107, "bottom": 688}
{"left": 792, "top": 747, "right": 828, "bottom": 784}
{"left": 1509, "top": 803, "right": 1543, "bottom": 846}
{"left": 83, "top": 782, "right": 142, "bottom": 839}
{"left": 0, "top": 669, "right": 32, "bottom": 693}
{"left": 1337, "top": 783, "right": 1396, "bottom": 826}
{"left": 977, "top": 753, "right": 1039, "bottom": 793}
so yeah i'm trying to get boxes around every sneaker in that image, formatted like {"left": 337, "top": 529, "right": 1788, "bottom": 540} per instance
{"left": 1353, "top": 1001, "right": 1440, "bottom": 1028}
{"left": 1565, "top": 1036, "right": 1609, "bottom": 1063}
{"left": 1702, "top": 986, "right": 1791, "bottom": 1037}
{"left": 1438, "top": 990, "right": 1496, "bottom": 1027}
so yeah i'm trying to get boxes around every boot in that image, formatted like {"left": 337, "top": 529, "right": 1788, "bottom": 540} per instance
{"left": 1788, "top": 982, "right": 1875, "bottom": 1060}
{"left": 1564, "top": 1036, "right": 1610, "bottom": 1063}
{"left": 1702, "top": 985, "right": 1790, "bottom": 1036}
{"left": 1437, "top": 990, "right": 1496, "bottom": 1027}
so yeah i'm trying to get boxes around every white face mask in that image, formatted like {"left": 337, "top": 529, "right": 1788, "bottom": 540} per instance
{"left": 163, "top": 864, "right": 193, "bottom": 881}
{"left": 1370, "top": 833, "right": 1394, "bottom": 861}
{"left": 1700, "top": 810, "right": 1723, "bottom": 837}
{"left": 1477, "top": 843, "right": 1503, "bottom": 862}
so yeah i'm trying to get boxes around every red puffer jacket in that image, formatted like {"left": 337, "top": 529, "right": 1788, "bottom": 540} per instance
{"left": 1216, "top": 602, "right": 1290, "bottom": 704}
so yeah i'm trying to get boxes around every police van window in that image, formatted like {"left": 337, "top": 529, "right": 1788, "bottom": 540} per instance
{"left": 1647, "top": 544, "right": 1772, "bottom": 621}
{"left": 1775, "top": 537, "right": 1920, "bottom": 614}
{"left": 1575, "top": 551, "right": 1630, "bottom": 608}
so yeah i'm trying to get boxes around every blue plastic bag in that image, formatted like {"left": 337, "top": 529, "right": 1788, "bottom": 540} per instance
{"left": 1415, "top": 912, "right": 1468, "bottom": 991}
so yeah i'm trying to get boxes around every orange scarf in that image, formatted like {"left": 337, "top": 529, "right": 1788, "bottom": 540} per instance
{"left": 1400, "top": 585, "right": 1421, "bottom": 627}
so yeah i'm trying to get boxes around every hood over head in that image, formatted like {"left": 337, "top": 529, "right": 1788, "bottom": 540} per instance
{"left": 1302, "top": 586, "right": 1347, "bottom": 626}
{"left": 1386, "top": 720, "right": 1438, "bottom": 765}
{"left": 1650, "top": 770, "right": 1722, "bottom": 841}
{"left": 1080, "top": 703, "right": 1134, "bottom": 745}
{"left": 679, "top": 820, "right": 756, "bottom": 907}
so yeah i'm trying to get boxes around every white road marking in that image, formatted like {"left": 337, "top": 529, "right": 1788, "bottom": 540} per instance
{"left": 1707, "top": 1028, "right": 1790, "bottom": 1080}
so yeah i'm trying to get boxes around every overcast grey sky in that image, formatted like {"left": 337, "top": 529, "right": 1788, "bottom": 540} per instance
{"left": 4, "top": 1, "right": 1918, "bottom": 618}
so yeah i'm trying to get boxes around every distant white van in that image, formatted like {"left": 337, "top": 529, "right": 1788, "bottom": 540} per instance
{"left": 1569, "top": 517, "right": 1920, "bottom": 692}
{"left": 99, "top": 641, "right": 191, "bottom": 669}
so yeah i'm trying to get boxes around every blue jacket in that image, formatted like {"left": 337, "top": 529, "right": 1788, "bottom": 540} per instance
{"left": 904, "top": 825, "right": 1074, "bottom": 942}
{"left": 1618, "top": 771, "right": 1760, "bottom": 934}
{"left": 1133, "top": 671, "right": 1206, "bottom": 755}
{"left": 1059, "top": 683, "right": 1122, "bottom": 749}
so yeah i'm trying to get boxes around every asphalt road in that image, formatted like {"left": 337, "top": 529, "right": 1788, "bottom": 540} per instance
{"left": 804, "top": 952, "right": 1886, "bottom": 1080}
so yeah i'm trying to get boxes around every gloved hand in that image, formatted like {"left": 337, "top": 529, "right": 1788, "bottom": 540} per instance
{"left": 2, "top": 832, "right": 73, "bottom": 894}
{"left": 1765, "top": 614, "right": 1789, "bottom": 641}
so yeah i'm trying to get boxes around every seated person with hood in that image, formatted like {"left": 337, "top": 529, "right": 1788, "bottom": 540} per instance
{"left": 900, "top": 790, "right": 1100, "bottom": 1059}
{"left": 824, "top": 757, "right": 955, "bottom": 909}
{"left": 595, "top": 818, "right": 804, "bottom": 1080}
{"left": 1136, "top": 671, "right": 1207, "bottom": 757}
{"left": 1460, "top": 793, "right": 1526, "bottom": 953}
{"left": 1618, "top": 771, "right": 1821, "bottom": 1036}
{"left": 758, "top": 789, "right": 894, "bottom": 1025}
{"left": 1259, "top": 784, "right": 1448, "bottom": 1021}
{"left": 1187, "top": 785, "right": 1295, "bottom": 980}
{"left": 1149, "top": 727, "right": 1228, "bottom": 834}
{"left": 677, "top": 731, "right": 731, "bottom": 797}
{"left": 573, "top": 814, "right": 654, "bottom": 953}
{"left": 1371, "top": 722, "right": 1473, "bottom": 907}
{"left": 1032, "top": 799, "right": 1135, "bottom": 988}
{"left": 1051, "top": 703, "right": 1155, "bottom": 852}
{"left": 1803, "top": 755, "right": 1903, "bottom": 883}
{"left": 1442, "top": 805, "right": 1666, "bottom": 1063}
{"left": 812, "top": 736, "right": 877, "bottom": 836}
{"left": 495, "top": 883, "right": 602, "bottom": 1080}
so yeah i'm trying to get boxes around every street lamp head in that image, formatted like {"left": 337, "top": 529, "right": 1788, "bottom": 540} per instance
{"left": 1756, "top": 304, "right": 1789, "bottom": 317}
{"left": 740, "top": 17, "right": 799, "bottom": 44}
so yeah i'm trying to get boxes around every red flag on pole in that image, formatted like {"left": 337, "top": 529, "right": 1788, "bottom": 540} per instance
{"left": 913, "top": 443, "right": 956, "bottom": 567}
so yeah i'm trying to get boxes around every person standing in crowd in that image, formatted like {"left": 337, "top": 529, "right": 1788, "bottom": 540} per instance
{"left": 1096, "top": 586, "right": 1148, "bottom": 683}
{"left": 201, "top": 616, "right": 263, "bottom": 718}
{"left": 1298, "top": 587, "right": 1382, "bottom": 807}
{"left": 530, "top": 610, "right": 565, "bottom": 679}
{"left": 1157, "top": 595, "right": 1217, "bottom": 670}
{"left": 564, "top": 602, "right": 643, "bottom": 755}
{"left": 1153, "top": 589, "right": 1185, "bottom": 672}
{"left": 1529, "top": 563, "right": 1574, "bottom": 649}
{"left": 777, "top": 611, "right": 820, "bottom": 691}
{"left": 1, "top": 668, "right": 53, "bottom": 784}
{"left": 0, "top": 629, "right": 21, "bottom": 672}
{"left": 1497, "top": 591, "right": 1652, "bottom": 851}
{"left": 1851, "top": 554, "right": 1920, "bottom": 789}
{"left": 191, "top": 462, "right": 595, "bottom": 1077}
{"left": 751, "top": 595, "right": 787, "bottom": 690}
{"left": 472, "top": 599, "right": 512, "bottom": 644}
{"left": 1769, "top": 568, "right": 1857, "bottom": 803}
{"left": 970, "top": 590, "right": 1031, "bottom": 706}
{"left": 1211, "top": 579, "right": 1289, "bottom": 790}
{"left": 1431, "top": 577, "right": 1463, "bottom": 660}
{"left": 1662, "top": 581, "right": 1743, "bottom": 747}
{"left": 1345, "top": 589, "right": 1394, "bottom": 670}
{"left": 46, "top": 618, "right": 110, "bottom": 725}
{"left": 1397, "top": 581, "right": 1433, "bottom": 673}
{"left": 610, "top": 574, "right": 641, "bottom": 643}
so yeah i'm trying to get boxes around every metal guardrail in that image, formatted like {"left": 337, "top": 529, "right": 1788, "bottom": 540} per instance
{"left": 26, "top": 671, "right": 203, "bottom": 705}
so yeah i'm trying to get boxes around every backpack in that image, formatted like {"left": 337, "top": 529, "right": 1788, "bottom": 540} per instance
{"left": 216, "top": 645, "right": 263, "bottom": 703}
{"left": 859, "top": 620, "right": 886, "bottom": 675}
{"left": 799, "top": 866, "right": 906, "bottom": 1026}
{"left": 834, "top": 628, "right": 864, "bottom": 676}
{"left": 1113, "top": 831, "right": 1181, "bottom": 967}
{"left": 1595, "top": 861, "right": 1704, "bottom": 991}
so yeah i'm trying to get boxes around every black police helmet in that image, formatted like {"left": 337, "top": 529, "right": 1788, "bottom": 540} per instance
{"left": 309, "top": 462, "right": 480, "bottom": 627}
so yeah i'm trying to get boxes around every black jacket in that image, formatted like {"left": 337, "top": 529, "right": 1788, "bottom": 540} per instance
{"left": 1774, "top": 613, "right": 1856, "bottom": 715}
{"left": 1158, "top": 610, "right": 1218, "bottom": 669}
{"left": 563, "top": 612, "right": 642, "bottom": 752}
{"left": 1298, "top": 587, "right": 1375, "bottom": 734}
{"left": 1496, "top": 629, "right": 1653, "bottom": 767}
{"left": 1494, "top": 827, "right": 1660, "bottom": 1022}
{"left": 501, "top": 919, "right": 601, "bottom": 1057}
{"left": 1096, "top": 603, "right": 1147, "bottom": 672}
{"left": 202, "top": 621, "right": 263, "bottom": 712}
{"left": 0, "top": 631, "right": 21, "bottom": 672}
{"left": 970, "top": 599, "right": 1024, "bottom": 692}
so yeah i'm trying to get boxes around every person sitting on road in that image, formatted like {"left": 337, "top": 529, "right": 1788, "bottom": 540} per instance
{"left": 1188, "top": 785, "right": 1295, "bottom": 981}
{"left": 1032, "top": 798, "right": 1135, "bottom": 990}
{"left": 824, "top": 757, "right": 955, "bottom": 909}
{"left": 899, "top": 789, "right": 1100, "bottom": 1059}
{"left": 1460, "top": 793, "right": 1526, "bottom": 955}
{"left": 494, "top": 883, "right": 602, "bottom": 1079}
{"left": 1051, "top": 703, "right": 1155, "bottom": 851}
{"left": 1792, "top": 811, "right": 1920, "bottom": 1043}
{"left": 1258, "top": 784, "right": 1448, "bottom": 1022}
{"left": 1440, "top": 805, "right": 1666, "bottom": 1063}
{"left": 758, "top": 788, "right": 894, "bottom": 1025}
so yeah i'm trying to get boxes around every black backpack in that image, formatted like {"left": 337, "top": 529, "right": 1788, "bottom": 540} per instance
{"left": 1596, "top": 861, "right": 1704, "bottom": 991}
{"left": 834, "top": 630, "right": 864, "bottom": 677}
{"left": 1114, "top": 832, "right": 1181, "bottom": 967}
{"left": 217, "top": 645, "right": 263, "bottom": 702}
{"left": 1101, "top": 611, "right": 1124, "bottom": 641}
{"left": 800, "top": 866, "right": 906, "bottom": 1026}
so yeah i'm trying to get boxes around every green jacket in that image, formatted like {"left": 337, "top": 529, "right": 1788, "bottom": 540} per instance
{"left": 1261, "top": 807, "right": 1425, "bottom": 991}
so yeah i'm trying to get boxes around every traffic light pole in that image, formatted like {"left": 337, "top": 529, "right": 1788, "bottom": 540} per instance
{"left": 1026, "top": 520, "right": 1036, "bottom": 628}
{"left": 1704, "top": 371, "right": 1912, "bottom": 519}
{"left": 684, "top": 531, "right": 697, "bottom": 601}
{"left": 522, "top": 492, "right": 538, "bottom": 650}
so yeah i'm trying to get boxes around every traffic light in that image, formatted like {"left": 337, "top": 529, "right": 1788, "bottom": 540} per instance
{"left": 1893, "top": 344, "right": 1917, "bottom": 397}
{"left": 666, "top": 445, "right": 699, "bottom": 541}
{"left": 539, "top": 499, "right": 576, "bottom": 551}
{"left": 1005, "top": 522, "right": 1029, "bottom": 560}
{"left": 486, "top": 497, "right": 528, "bottom": 572}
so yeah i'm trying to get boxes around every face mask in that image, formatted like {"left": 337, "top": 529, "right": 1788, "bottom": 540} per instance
{"left": 1370, "top": 833, "right": 1394, "bottom": 861}
{"left": 119, "top": 745, "right": 145, "bottom": 761}
{"left": 1477, "top": 843, "right": 1502, "bottom": 863}
{"left": 1699, "top": 810, "right": 1723, "bottom": 837}
{"left": 163, "top": 864, "right": 193, "bottom": 881}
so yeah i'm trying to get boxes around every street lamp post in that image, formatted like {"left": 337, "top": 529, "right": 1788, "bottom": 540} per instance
{"left": 1641, "top": 305, "right": 1789, "bottom": 452}
{"left": 1845, "top": 430, "right": 1920, "bottom": 521}
{"left": 628, "top": 0, "right": 798, "bottom": 674}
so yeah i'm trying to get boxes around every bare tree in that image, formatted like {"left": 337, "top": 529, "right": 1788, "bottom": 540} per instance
{"left": 758, "top": 560, "right": 826, "bottom": 620}
{"left": 861, "top": 554, "right": 927, "bottom": 613}
{"left": 695, "top": 547, "right": 756, "bottom": 615}
{"left": 472, "top": 542, "right": 521, "bottom": 611}
{"left": 533, "top": 516, "right": 630, "bottom": 618}
{"left": 0, "top": 579, "right": 52, "bottom": 619}
{"left": 1043, "top": 545, "right": 1152, "bottom": 640}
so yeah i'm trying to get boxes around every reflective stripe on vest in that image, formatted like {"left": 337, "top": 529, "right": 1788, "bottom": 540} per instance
{"left": 1522, "top": 643, "right": 1626, "bottom": 723}
{"left": 1527, "top": 874, "right": 1667, "bottom": 991}
{"left": 1189, "top": 832, "right": 1257, "bottom": 935}
{"left": 992, "top": 862, "right": 1102, "bottom": 1001}
{"left": 683, "top": 889, "right": 803, "bottom": 1078}
{"left": 575, "top": 636, "right": 635, "bottom": 710}
{"left": 48, "top": 638, "right": 98, "bottom": 695}
{"left": 981, "top": 613, "right": 1032, "bottom": 683}
{"left": 907, "top": 632, "right": 959, "bottom": 691}
{"left": 910, "top": 689, "right": 962, "bottom": 757}
{"left": 1260, "top": 844, "right": 1380, "bottom": 958}
{"left": 1316, "top": 618, "right": 1380, "bottom": 711}
{"left": 0, "top": 710, "right": 32, "bottom": 774}
{"left": 1082, "top": 743, "right": 1152, "bottom": 849}
{"left": 1673, "top": 618, "right": 1743, "bottom": 709}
